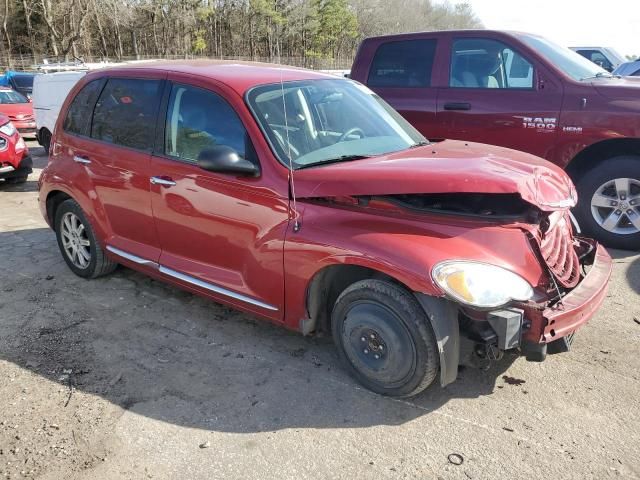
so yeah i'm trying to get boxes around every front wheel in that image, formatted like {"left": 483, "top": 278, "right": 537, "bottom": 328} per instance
{"left": 331, "top": 279, "right": 439, "bottom": 397}
{"left": 573, "top": 156, "right": 640, "bottom": 250}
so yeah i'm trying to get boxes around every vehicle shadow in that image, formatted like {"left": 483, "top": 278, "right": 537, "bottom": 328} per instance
{"left": 0, "top": 179, "right": 39, "bottom": 192}
{"left": 0, "top": 227, "right": 518, "bottom": 433}
{"left": 608, "top": 248, "right": 640, "bottom": 295}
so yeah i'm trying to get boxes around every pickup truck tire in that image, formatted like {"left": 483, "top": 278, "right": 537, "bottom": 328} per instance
{"left": 573, "top": 156, "right": 640, "bottom": 250}
{"left": 331, "top": 279, "right": 439, "bottom": 397}
{"left": 54, "top": 199, "right": 118, "bottom": 279}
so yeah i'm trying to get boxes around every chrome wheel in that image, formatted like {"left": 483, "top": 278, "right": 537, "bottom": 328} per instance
{"left": 590, "top": 177, "right": 640, "bottom": 235}
{"left": 60, "top": 212, "right": 91, "bottom": 269}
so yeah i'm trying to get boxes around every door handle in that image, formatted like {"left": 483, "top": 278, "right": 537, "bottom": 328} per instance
{"left": 73, "top": 155, "right": 91, "bottom": 165}
{"left": 443, "top": 102, "right": 471, "bottom": 111}
{"left": 150, "top": 176, "right": 176, "bottom": 187}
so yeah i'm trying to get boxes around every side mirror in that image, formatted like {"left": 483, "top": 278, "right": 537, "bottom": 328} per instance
{"left": 197, "top": 145, "right": 259, "bottom": 177}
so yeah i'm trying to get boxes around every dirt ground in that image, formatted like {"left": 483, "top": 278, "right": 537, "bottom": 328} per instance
{"left": 0, "top": 143, "right": 639, "bottom": 480}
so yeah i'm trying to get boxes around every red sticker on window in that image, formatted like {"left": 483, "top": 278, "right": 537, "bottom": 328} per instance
{"left": 120, "top": 96, "right": 132, "bottom": 104}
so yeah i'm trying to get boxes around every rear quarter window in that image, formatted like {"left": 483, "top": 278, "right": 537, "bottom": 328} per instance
{"left": 91, "top": 78, "right": 163, "bottom": 151}
{"left": 367, "top": 39, "right": 437, "bottom": 88}
{"left": 63, "top": 79, "right": 104, "bottom": 136}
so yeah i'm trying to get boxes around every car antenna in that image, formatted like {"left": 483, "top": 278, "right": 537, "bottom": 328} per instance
{"left": 280, "top": 63, "right": 301, "bottom": 232}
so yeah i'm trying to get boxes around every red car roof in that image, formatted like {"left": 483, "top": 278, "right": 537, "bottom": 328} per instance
{"left": 89, "top": 60, "right": 336, "bottom": 96}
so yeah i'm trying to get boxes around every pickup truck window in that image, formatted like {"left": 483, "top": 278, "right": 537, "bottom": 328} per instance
{"left": 367, "top": 39, "right": 437, "bottom": 88}
{"left": 450, "top": 38, "right": 534, "bottom": 89}
{"left": 247, "top": 79, "right": 425, "bottom": 169}
{"left": 165, "top": 84, "right": 248, "bottom": 163}
{"left": 518, "top": 34, "right": 609, "bottom": 81}
{"left": 575, "top": 50, "right": 613, "bottom": 72}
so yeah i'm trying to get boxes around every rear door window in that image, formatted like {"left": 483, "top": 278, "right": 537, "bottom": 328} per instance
{"left": 63, "top": 79, "right": 104, "bottom": 136}
{"left": 368, "top": 39, "right": 437, "bottom": 88}
{"left": 91, "top": 78, "right": 163, "bottom": 151}
{"left": 164, "top": 84, "right": 250, "bottom": 163}
{"left": 450, "top": 38, "right": 534, "bottom": 89}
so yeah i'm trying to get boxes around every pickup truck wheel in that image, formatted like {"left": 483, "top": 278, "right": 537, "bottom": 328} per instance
{"left": 573, "top": 156, "right": 640, "bottom": 250}
{"left": 331, "top": 279, "right": 439, "bottom": 397}
{"left": 54, "top": 199, "right": 117, "bottom": 279}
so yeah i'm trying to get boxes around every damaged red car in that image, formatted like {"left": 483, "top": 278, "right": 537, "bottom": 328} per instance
{"left": 0, "top": 112, "right": 31, "bottom": 184}
{"left": 38, "top": 62, "right": 611, "bottom": 397}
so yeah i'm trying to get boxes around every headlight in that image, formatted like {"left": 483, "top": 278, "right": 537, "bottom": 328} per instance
{"left": 432, "top": 261, "right": 534, "bottom": 308}
{"left": 0, "top": 122, "right": 16, "bottom": 136}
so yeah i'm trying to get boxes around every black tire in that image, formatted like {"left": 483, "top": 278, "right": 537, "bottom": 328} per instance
{"left": 331, "top": 279, "right": 439, "bottom": 397}
{"left": 573, "top": 156, "right": 640, "bottom": 250}
{"left": 4, "top": 175, "right": 28, "bottom": 184}
{"left": 40, "top": 129, "right": 52, "bottom": 155}
{"left": 54, "top": 199, "right": 117, "bottom": 279}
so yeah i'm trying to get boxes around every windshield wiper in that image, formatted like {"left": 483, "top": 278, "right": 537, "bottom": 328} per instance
{"left": 409, "top": 140, "right": 430, "bottom": 148}
{"left": 580, "top": 71, "right": 614, "bottom": 81}
{"left": 296, "top": 154, "right": 371, "bottom": 170}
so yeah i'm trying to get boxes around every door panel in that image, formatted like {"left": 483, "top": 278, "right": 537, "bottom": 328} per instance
{"left": 56, "top": 76, "right": 162, "bottom": 263}
{"left": 437, "top": 37, "right": 563, "bottom": 160}
{"left": 150, "top": 82, "right": 288, "bottom": 320}
{"left": 150, "top": 156, "right": 289, "bottom": 319}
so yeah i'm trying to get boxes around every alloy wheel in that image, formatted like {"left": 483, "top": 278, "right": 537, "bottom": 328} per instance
{"left": 60, "top": 212, "right": 92, "bottom": 269}
{"left": 590, "top": 177, "right": 640, "bottom": 235}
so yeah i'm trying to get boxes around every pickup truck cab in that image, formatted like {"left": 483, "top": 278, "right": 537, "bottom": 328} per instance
{"left": 39, "top": 62, "right": 611, "bottom": 397}
{"left": 351, "top": 30, "right": 640, "bottom": 250}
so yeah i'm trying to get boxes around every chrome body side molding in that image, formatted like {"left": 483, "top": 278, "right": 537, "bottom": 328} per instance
{"left": 106, "top": 245, "right": 159, "bottom": 267}
{"left": 159, "top": 265, "right": 278, "bottom": 312}
{"left": 106, "top": 245, "right": 277, "bottom": 312}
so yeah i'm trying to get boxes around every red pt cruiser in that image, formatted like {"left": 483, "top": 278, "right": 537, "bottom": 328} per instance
{"left": 38, "top": 62, "right": 611, "bottom": 397}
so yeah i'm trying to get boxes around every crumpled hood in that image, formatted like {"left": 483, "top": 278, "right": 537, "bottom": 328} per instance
{"left": 294, "top": 140, "right": 576, "bottom": 211}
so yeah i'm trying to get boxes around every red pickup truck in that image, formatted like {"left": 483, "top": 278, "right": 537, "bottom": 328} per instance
{"left": 351, "top": 30, "right": 640, "bottom": 250}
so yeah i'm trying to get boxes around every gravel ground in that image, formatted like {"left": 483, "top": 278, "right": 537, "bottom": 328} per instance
{"left": 0, "top": 143, "right": 639, "bottom": 480}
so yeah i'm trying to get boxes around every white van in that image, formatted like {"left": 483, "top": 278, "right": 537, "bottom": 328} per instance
{"left": 33, "top": 71, "right": 85, "bottom": 153}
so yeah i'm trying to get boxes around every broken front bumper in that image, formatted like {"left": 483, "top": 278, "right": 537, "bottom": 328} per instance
{"left": 541, "top": 242, "right": 612, "bottom": 341}
{"left": 520, "top": 242, "right": 612, "bottom": 360}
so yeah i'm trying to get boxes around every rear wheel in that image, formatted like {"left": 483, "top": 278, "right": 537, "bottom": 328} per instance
{"left": 54, "top": 199, "right": 117, "bottom": 278}
{"left": 573, "top": 156, "right": 640, "bottom": 250}
{"left": 331, "top": 279, "right": 439, "bottom": 397}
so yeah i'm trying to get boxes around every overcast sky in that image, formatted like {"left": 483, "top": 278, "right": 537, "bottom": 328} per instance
{"left": 466, "top": 0, "right": 640, "bottom": 57}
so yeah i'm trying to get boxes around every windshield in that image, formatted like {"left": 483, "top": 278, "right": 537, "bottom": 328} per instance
{"left": 0, "top": 90, "right": 28, "bottom": 104}
{"left": 12, "top": 75, "right": 34, "bottom": 89}
{"left": 246, "top": 79, "right": 426, "bottom": 169}
{"left": 518, "top": 34, "right": 610, "bottom": 81}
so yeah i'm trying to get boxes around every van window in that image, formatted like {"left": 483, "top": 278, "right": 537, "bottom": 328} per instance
{"left": 450, "top": 38, "right": 534, "bottom": 89}
{"left": 91, "top": 78, "right": 163, "bottom": 151}
{"left": 63, "top": 80, "right": 104, "bottom": 136}
{"left": 368, "top": 39, "right": 437, "bottom": 88}
{"left": 164, "top": 85, "right": 249, "bottom": 163}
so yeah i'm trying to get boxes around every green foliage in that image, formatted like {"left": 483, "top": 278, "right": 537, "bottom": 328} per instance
{"left": 0, "top": 0, "right": 483, "bottom": 67}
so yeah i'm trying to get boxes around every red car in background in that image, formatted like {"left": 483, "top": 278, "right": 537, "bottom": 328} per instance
{"left": 0, "top": 86, "right": 36, "bottom": 138}
{"left": 0, "top": 112, "right": 31, "bottom": 184}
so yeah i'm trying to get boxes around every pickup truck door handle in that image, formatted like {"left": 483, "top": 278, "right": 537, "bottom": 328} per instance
{"left": 443, "top": 102, "right": 472, "bottom": 111}
{"left": 73, "top": 155, "right": 91, "bottom": 165}
{"left": 150, "top": 176, "right": 177, "bottom": 187}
